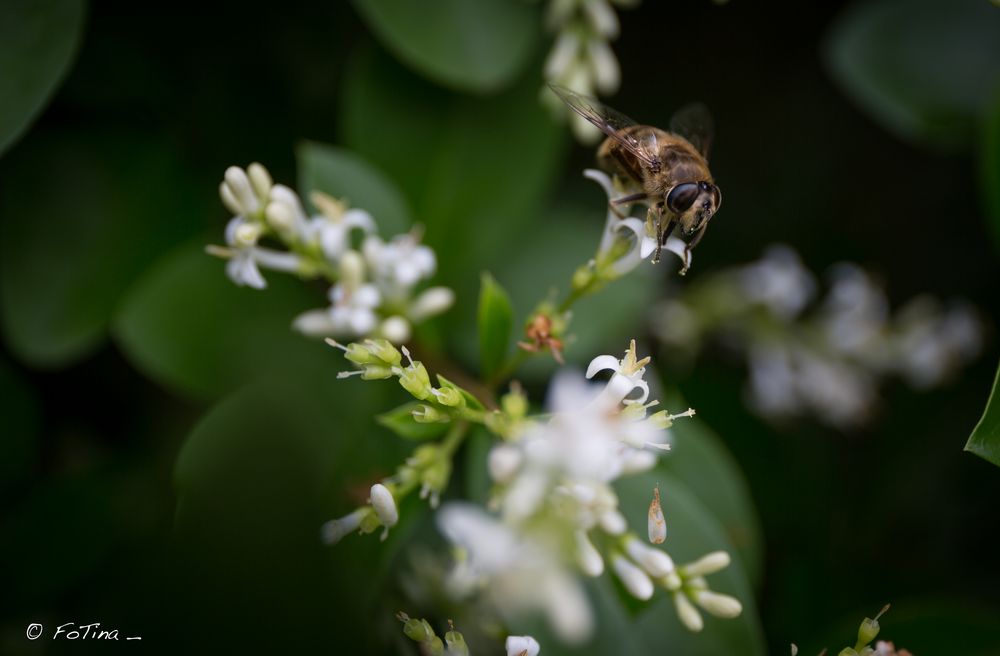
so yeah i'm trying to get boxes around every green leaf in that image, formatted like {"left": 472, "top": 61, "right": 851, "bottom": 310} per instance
{"left": 377, "top": 401, "right": 450, "bottom": 441}
{"left": 338, "top": 45, "right": 565, "bottom": 282}
{"left": 350, "top": 0, "right": 539, "bottom": 93}
{"left": 981, "top": 93, "right": 1000, "bottom": 253}
{"left": 478, "top": 273, "right": 513, "bottom": 380}
{"left": 0, "top": 0, "right": 85, "bottom": 157}
{"left": 0, "top": 132, "right": 206, "bottom": 367}
{"left": 113, "top": 241, "right": 322, "bottom": 400}
{"left": 825, "top": 0, "right": 1000, "bottom": 150}
{"left": 965, "top": 360, "right": 1000, "bottom": 467}
{"left": 296, "top": 141, "right": 414, "bottom": 237}
{"left": 172, "top": 372, "right": 418, "bottom": 652}
{"left": 662, "top": 414, "right": 764, "bottom": 588}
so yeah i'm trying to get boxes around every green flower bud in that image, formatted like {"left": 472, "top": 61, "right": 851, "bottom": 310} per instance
{"left": 413, "top": 404, "right": 450, "bottom": 423}
{"left": 432, "top": 386, "right": 463, "bottom": 407}
{"left": 358, "top": 510, "right": 381, "bottom": 535}
{"left": 858, "top": 648, "right": 875, "bottom": 656}
{"left": 856, "top": 604, "right": 889, "bottom": 648}
{"left": 361, "top": 364, "right": 394, "bottom": 380}
{"left": 420, "top": 619, "right": 436, "bottom": 640}
{"left": 399, "top": 361, "right": 432, "bottom": 400}
{"left": 422, "top": 458, "right": 452, "bottom": 496}
{"left": 401, "top": 618, "right": 428, "bottom": 642}
{"left": 426, "top": 636, "right": 445, "bottom": 655}
{"left": 444, "top": 624, "right": 468, "bottom": 656}
{"left": 838, "top": 649, "right": 859, "bottom": 656}
{"left": 344, "top": 342, "right": 378, "bottom": 365}
{"left": 572, "top": 263, "right": 595, "bottom": 291}
{"left": 365, "top": 338, "right": 402, "bottom": 366}
{"left": 501, "top": 385, "right": 528, "bottom": 419}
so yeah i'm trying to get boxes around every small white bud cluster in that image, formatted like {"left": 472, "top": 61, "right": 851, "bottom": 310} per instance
{"left": 541, "top": 0, "right": 637, "bottom": 141}
{"left": 208, "top": 163, "right": 454, "bottom": 342}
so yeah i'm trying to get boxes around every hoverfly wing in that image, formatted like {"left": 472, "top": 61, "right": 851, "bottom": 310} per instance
{"left": 548, "top": 84, "right": 661, "bottom": 169}
{"left": 669, "top": 102, "right": 714, "bottom": 159}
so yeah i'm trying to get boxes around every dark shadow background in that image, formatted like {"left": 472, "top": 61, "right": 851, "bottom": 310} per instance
{"left": 1, "top": 1, "right": 998, "bottom": 654}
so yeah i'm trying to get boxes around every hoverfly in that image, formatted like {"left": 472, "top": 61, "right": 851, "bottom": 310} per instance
{"left": 550, "top": 84, "right": 721, "bottom": 272}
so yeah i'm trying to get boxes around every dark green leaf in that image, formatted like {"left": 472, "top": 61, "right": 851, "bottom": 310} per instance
{"left": 377, "top": 401, "right": 450, "bottom": 441}
{"left": 463, "top": 426, "right": 493, "bottom": 505}
{"left": 351, "top": 0, "right": 539, "bottom": 93}
{"left": 0, "top": 132, "right": 206, "bottom": 367}
{"left": 296, "top": 141, "right": 414, "bottom": 237}
{"left": 338, "top": 45, "right": 565, "bottom": 282}
{"left": 825, "top": 0, "right": 1000, "bottom": 149}
{"left": 965, "top": 360, "right": 1000, "bottom": 467}
{"left": 662, "top": 413, "right": 765, "bottom": 588}
{"left": 478, "top": 273, "right": 513, "bottom": 380}
{"left": 172, "top": 373, "right": 418, "bottom": 652}
{"left": 113, "top": 241, "right": 323, "bottom": 400}
{"left": 0, "top": 0, "right": 85, "bottom": 157}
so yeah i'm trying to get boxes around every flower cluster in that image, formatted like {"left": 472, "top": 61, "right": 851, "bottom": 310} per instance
{"left": 396, "top": 613, "right": 540, "bottom": 656}
{"left": 207, "top": 163, "right": 453, "bottom": 343}
{"left": 652, "top": 245, "right": 982, "bottom": 428}
{"left": 541, "top": 0, "right": 638, "bottom": 141}
{"left": 438, "top": 341, "right": 739, "bottom": 642}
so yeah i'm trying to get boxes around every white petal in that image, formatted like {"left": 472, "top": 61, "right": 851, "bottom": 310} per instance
{"left": 409, "top": 286, "right": 455, "bottom": 321}
{"left": 292, "top": 309, "right": 338, "bottom": 336}
{"left": 348, "top": 308, "right": 378, "bottom": 335}
{"left": 488, "top": 445, "right": 523, "bottom": 484}
{"left": 353, "top": 284, "right": 382, "bottom": 308}
{"left": 379, "top": 316, "right": 411, "bottom": 343}
{"left": 506, "top": 635, "right": 540, "bottom": 656}
{"left": 343, "top": 208, "right": 376, "bottom": 232}
{"left": 583, "top": 168, "right": 614, "bottom": 198}
{"left": 585, "top": 354, "right": 621, "bottom": 379}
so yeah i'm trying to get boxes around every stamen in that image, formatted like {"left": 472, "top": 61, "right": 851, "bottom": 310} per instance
{"left": 669, "top": 408, "right": 696, "bottom": 421}
{"left": 337, "top": 370, "right": 364, "bottom": 379}
{"left": 324, "top": 338, "right": 348, "bottom": 352}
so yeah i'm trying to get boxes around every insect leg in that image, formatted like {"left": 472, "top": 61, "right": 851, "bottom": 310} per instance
{"left": 650, "top": 205, "right": 664, "bottom": 264}
{"left": 611, "top": 192, "right": 648, "bottom": 206}
{"left": 679, "top": 224, "right": 708, "bottom": 276}
{"left": 660, "top": 218, "right": 677, "bottom": 245}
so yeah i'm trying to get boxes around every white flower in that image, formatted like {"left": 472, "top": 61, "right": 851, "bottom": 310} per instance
{"left": 363, "top": 232, "right": 437, "bottom": 298}
{"left": 740, "top": 245, "right": 816, "bottom": 319}
{"left": 586, "top": 338, "right": 651, "bottom": 407}
{"left": 306, "top": 191, "right": 377, "bottom": 262}
{"left": 210, "top": 217, "right": 302, "bottom": 289}
{"left": 585, "top": 169, "right": 690, "bottom": 276}
{"left": 821, "top": 264, "right": 888, "bottom": 356}
{"left": 437, "top": 504, "right": 593, "bottom": 643}
{"left": 506, "top": 635, "right": 541, "bottom": 656}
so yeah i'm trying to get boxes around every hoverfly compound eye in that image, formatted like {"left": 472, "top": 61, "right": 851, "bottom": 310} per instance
{"left": 666, "top": 183, "right": 700, "bottom": 213}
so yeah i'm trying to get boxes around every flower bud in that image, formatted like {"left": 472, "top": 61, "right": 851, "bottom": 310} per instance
{"left": 611, "top": 554, "right": 654, "bottom": 600}
{"left": 421, "top": 459, "right": 451, "bottom": 507}
{"left": 624, "top": 535, "right": 674, "bottom": 577}
{"left": 320, "top": 509, "right": 367, "bottom": 545}
{"left": 412, "top": 404, "right": 449, "bottom": 424}
{"left": 432, "top": 385, "right": 464, "bottom": 407}
{"left": 364, "top": 338, "right": 402, "bottom": 366}
{"left": 673, "top": 590, "right": 703, "bottom": 632}
{"left": 572, "top": 263, "right": 595, "bottom": 291}
{"left": 681, "top": 551, "right": 731, "bottom": 578}
{"left": 692, "top": 590, "right": 742, "bottom": 618}
{"left": 858, "top": 648, "right": 875, "bottom": 656}
{"left": 856, "top": 604, "right": 889, "bottom": 647}
{"left": 247, "top": 162, "right": 272, "bottom": 200}
{"left": 838, "top": 649, "right": 859, "bottom": 656}
{"left": 361, "top": 364, "right": 394, "bottom": 380}
{"left": 219, "top": 181, "right": 243, "bottom": 216}
{"left": 426, "top": 635, "right": 445, "bottom": 655}
{"left": 500, "top": 384, "right": 529, "bottom": 419}
{"left": 444, "top": 624, "right": 469, "bottom": 656}
{"left": 399, "top": 360, "right": 433, "bottom": 400}
{"left": 410, "top": 286, "right": 455, "bottom": 321}
{"left": 233, "top": 222, "right": 263, "bottom": 248}
{"left": 224, "top": 166, "right": 258, "bottom": 215}
{"left": 599, "top": 509, "right": 627, "bottom": 535}
{"left": 575, "top": 530, "right": 604, "bottom": 577}
{"left": 505, "top": 635, "right": 540, "bottom": 656}
{"left": 379, "top": 315, "right": 411, "bottom": 344}
{"left": 369, "top": 483, "right": 398, "bottom": 530}
{"left": 401, "top": 617, "right": 429, "bottom": 642}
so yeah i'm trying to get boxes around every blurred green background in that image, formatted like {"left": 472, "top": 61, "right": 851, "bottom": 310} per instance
{"left": 1, "top": 0, "right": 998, "bottom": 654}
